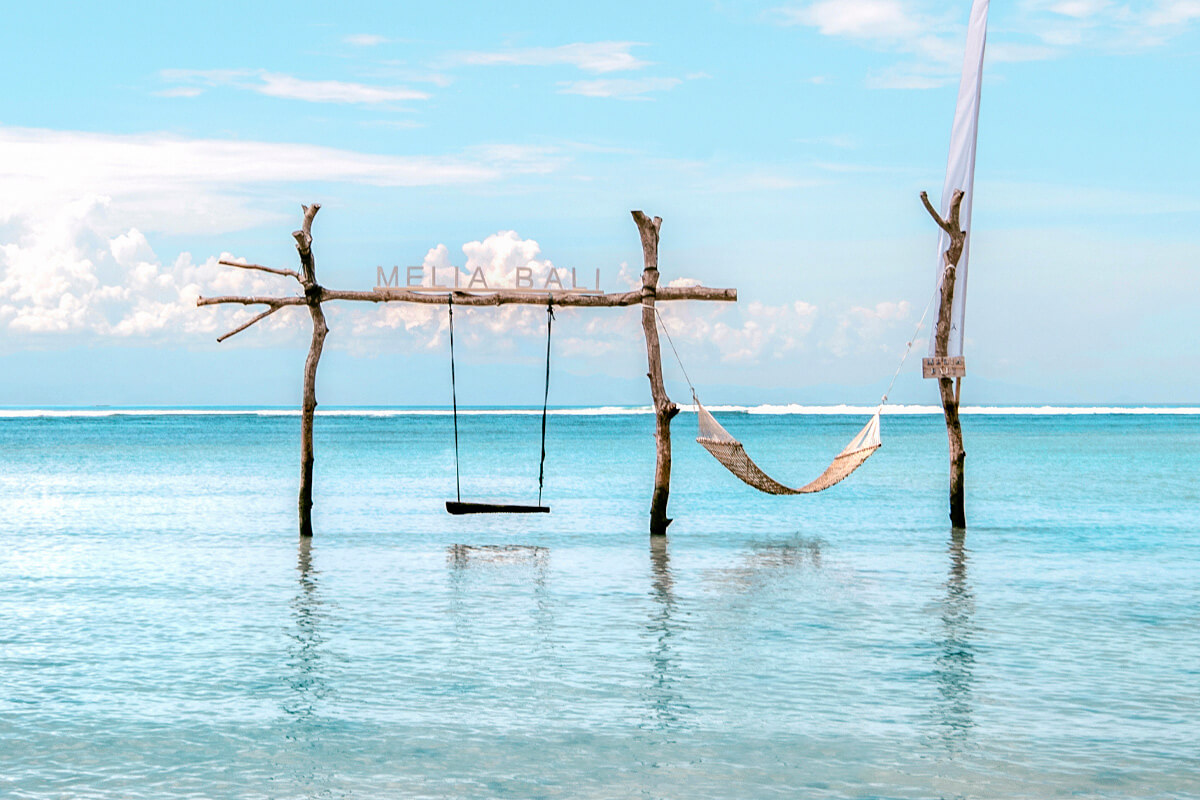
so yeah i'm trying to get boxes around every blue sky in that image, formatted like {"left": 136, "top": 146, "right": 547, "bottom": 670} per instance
{"left": 1, "top": 0, "right": 1198, "bottom": 406}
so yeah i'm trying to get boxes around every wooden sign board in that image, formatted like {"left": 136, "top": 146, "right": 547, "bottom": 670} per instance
{"left": 923, "top": 356, "right": 966, "bottom": 379}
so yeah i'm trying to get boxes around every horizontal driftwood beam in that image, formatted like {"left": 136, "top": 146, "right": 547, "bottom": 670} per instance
{"left": 358, "top": 286, "right": 736, "bottom": 307}
{"left": 197, "top": 285, "right": 736, "bottom": 311}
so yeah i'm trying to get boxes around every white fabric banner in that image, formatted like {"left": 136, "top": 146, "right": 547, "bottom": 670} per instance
{"left": 930, "top": 0, "right": 988, "bottom": 359}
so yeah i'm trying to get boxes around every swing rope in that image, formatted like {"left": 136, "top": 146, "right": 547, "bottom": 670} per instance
{"left": 878, "top": 275, "right": 942, "bottom": 409}
{"left": 446, "top": 295, "right": 554, "bottom": 507}
{"left": 538, "top": 300, "right": 554, "bottom": 506}
{"left": 654, "top": 306, "right": 697, "bottom": 402}
{"left": 448, "top": 294, "right": 461, "bottom": 503}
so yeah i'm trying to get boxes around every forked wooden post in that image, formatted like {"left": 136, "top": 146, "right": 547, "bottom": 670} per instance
{"left": 294, "top": 204, "right": 326, "bottom": 538}
{"left": 194, "top": 203, "right": 327, "bottom": 538}
{"left": 921, "top": 189, "right": 968, "bottom": 529}
{"left": 198, "top": 205, "right": 735, "bottom": 538}
{"left": 632, "top": 211, "right": 679, "bottom": 536}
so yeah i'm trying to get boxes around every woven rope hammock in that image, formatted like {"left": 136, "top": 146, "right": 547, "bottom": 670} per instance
{"left": 654, "top": 307, "right": 907, "bottom": 497}
{"left": 696, "top": 401, "right": 881, "bottom": 494}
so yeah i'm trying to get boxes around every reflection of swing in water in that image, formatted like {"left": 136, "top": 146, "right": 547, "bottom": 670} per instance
{"left": 445, "top": 296, "right": 555, "bottom": 515}
{"left": 447, "top": 544, "right": 550, "bottom": 568}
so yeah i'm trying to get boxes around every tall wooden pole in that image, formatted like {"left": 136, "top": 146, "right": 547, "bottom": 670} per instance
{"left": 921, "top": 190, "right": 967, "bottom": 529}
{"left": 633, "top": 210, "right": 679, "bottom": 537}
{"left": 294, "top": 204, "right": 326, "bottom": 538}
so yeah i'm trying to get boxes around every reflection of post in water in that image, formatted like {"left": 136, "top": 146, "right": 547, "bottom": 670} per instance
{"left": 935, "top": 528, "right": 976, "bottom": 749}
{"left": 649, "top": 535, "right": 674, "bottom": 606}
{"left": 645, "top": 536, "right": 687, "bottom": 730}
{"left": 282, "top": 538, "right": 336, "bottom": 799}
{"left": 286, "top": 537, "right": 330, "bottom": 720}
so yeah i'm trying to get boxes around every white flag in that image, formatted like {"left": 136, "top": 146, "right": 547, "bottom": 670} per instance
{"left": 931, "top": 0, "right": 988, "bottom": 359}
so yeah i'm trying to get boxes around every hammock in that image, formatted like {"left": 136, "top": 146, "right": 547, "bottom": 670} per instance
{"left": 695, "top": 400, "right": 881, "bottom": 494}
{"left": 653, "top": 306, "right": 887, "bottom": 496}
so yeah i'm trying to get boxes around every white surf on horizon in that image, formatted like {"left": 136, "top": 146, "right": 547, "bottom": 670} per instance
{"left": 2, "top": 405, "right": 1200, "bottom": 417}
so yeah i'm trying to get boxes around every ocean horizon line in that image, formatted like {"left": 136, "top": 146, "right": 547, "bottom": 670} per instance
{"left": 2, "top": 404, "right": 1200, "bottom": 417}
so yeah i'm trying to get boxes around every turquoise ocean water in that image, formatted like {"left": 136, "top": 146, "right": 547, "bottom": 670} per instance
{"left": 1, "top": 407, "right": 1197, "bottom": 799}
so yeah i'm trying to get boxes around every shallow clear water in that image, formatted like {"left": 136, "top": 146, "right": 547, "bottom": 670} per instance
{"left": 1, "top": 410, "right": 1198, "bottom": 799}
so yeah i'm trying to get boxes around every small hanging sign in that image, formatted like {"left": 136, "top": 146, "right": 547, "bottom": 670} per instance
{"left": 923, "top": 356, "right": 966, "bottom": 379}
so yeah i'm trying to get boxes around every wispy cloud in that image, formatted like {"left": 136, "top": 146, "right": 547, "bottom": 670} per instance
{"left": 0, "top": 125, "right": 565, "bottom": 235}
{"left": 343, "top": 33, "right": 389, "bottom": 46}
{"left": 776, "top": 0, "right": 1200, "bottom": 89}
{"left": 557, "top": 76, "right": 682, "bottom": 99}
{"left": 360, "top": 119, "right": 426, "bottom": 130}
{"left": 866, "top": 70, "right": 951, "bottom": 90}
{"left": 980, "top": 178, "right": 1200, "bottom": 216}
{"left": 809, "top": 159, "right": 917, "bottom": 174}
{"left": 796, "top": 134, "right": 857, "bottom": 148}
{"left": 362, "top": 63, "right": 455, "bottom": 88}
{"left": 781, "top": 0, "right": 932, "bottom": 40}
{"left": 154, "top": 86, "right": 204, "bottom": 98}
{"left": 823, "top": 300, "right": 913, "bottom": 357}
{"left": 776, "top": 0, "right": 968, "bottom": 89}
{"left": 1016, "top": 0, "right": 1200, "bottom": 48}
{"left": 256, "top": 73, "right": 427, "bottom": 103}
{"left": 1145, "top": 0, "right": 1200, "bottom": 26}
{"left": 160, "top": 69, "right": 430, "bottom": 105}
{"left": 448, "top": 41, "right": 650, "bottom": 73}
{"left": 988, "top": 42, "right": 1060, "bottom": 62}
{"left": 1047, "top": 0, "right": 1113, "bottom": 18}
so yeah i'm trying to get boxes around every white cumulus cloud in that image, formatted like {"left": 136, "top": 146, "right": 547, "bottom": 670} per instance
{"left": 0, "top": 197, "right": 294, "bottom": 341}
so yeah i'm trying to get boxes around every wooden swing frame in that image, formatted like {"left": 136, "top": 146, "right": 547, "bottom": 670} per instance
{"left": 198, "top": 207, "right": 737, "bottom": 538}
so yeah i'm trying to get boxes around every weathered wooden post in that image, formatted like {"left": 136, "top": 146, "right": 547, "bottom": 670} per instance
{"left": 294, "top": 204, "right": 327, "bottom": 538}
{"left": 632, "top": 211, "right": 678, "bottom": 536}
{"left": 921, "top": 189, "right": 967, "bottom": 529}
{"left": 196, "top": 203, "right": 328, "bottom": 538}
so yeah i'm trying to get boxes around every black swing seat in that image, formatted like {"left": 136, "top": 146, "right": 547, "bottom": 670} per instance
{"left": 446, "top": 501, "right": 550, "bottom": 515}
{"left": 443, "top": 297, "right": 555, "bottom": 518}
